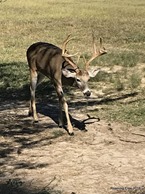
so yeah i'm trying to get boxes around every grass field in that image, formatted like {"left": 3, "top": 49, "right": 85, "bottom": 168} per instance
{"left": 0, "top": 0, "right": 145, "bottom": 126}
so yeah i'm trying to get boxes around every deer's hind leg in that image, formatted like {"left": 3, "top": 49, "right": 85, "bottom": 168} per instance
{"left": 29, "top": 70, "right": 45, "bottom": 122}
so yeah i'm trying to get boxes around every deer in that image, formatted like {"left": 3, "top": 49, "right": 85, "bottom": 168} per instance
{"left": 26, "top": 34, "right": 107, "bottom": 135}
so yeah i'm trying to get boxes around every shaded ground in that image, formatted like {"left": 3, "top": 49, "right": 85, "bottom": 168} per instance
{"left": 0, "top": 92, "right": 145, "bottom": 194}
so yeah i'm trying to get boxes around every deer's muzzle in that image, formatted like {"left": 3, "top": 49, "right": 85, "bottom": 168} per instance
{"left": 83, "top": 90, "right": 91, "bottom": 97}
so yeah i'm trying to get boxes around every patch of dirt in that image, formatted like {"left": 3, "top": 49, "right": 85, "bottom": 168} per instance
{"left": 0, "top": 98, "right": 145, "bottom": 194}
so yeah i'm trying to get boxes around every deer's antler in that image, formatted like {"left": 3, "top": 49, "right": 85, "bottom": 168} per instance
{"left": 62, "top": 34, "right": 78, "bottom": 57}
{"left": 85, "top": 34, "right": 107, "bottom": 70}
{"left": 61, "top": 34, "right": 79, "bottom": 72}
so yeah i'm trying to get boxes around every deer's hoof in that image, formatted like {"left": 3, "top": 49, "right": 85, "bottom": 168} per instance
{"left": 82, "top": 128, "right": 88, "bottom": 132}
{"left": 28, "top": 111, "right": 33, "bottom": 117}
{"left": 68, "top": 131, "right": 74, "bottom": 136}
{"left": 33, "top": 120, "right": 39, "bottom": 124}
{"left": 58, "top": 124, "right": 63, "bottom": 128}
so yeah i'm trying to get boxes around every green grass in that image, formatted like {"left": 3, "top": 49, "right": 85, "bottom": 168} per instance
{"left": 0, "top": 0, "right": 145, "bottom": 126}
{"left": 0, "top": 62, "right": 28, "bottom": 89}
{"left": 94, "top": 97, "right": 145, "bottom": 126}
{"left": 96, "top": 50, "right": 145, "bottom": 67}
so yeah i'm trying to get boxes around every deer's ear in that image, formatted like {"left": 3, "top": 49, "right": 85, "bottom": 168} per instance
{"left": 62, "top": 68, "right": 76, "bottom": 78}
{"left": 88, "top": 68, "right": 101, "bottom": 78}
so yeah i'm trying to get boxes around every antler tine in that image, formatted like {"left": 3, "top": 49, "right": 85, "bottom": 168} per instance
{"left": 83, "top": 55, "right": 87, "bottom": 64}
{"left": 77, "top": 55, "right": 81, "bottom": 64}
{"left": 100, "top": 37, "right": 102, "bottom": 48}
{"left": 85, "top": 36, "right": 107, "bottom": 70}
{"left": 99, "top": 37, "right": 107, "bottom": 55}
{"left": 62, "top": 34, "right": 79, "bottom": 71}
{"left": 92, "top": 33, "right": 97, "bottom": 55}
{"left": 62, "top": 34, "right": 72, "bottom": 54}
{"left": 62, "top": 34, "right": 78, "bottom": 58}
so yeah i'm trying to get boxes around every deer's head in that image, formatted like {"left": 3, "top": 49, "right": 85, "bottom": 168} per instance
{"left": 61, "top": 34, "right": 107, "bottom": 97}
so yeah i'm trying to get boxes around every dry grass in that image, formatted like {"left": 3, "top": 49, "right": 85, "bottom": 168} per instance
{"left": 1, "top": 0, "right": 145, "bottom": 62}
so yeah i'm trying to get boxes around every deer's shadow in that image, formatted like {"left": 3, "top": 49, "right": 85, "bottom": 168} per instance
{"left": 37, "top": 102, "right": 100, "bottom": 132}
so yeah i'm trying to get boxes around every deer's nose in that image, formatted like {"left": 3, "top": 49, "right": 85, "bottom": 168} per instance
{"left": 84, "top": 90, "right": 91, "bottom": 97}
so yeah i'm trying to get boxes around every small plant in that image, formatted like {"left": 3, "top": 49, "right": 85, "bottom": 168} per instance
{"left": 118, "top": 51, "right": 139, "bottom": 67}
{"left": 129, "top": 73, "right": 141, "bottom": 90}
{"left": 114, "top": 76, "right": 124, "bottom": 91}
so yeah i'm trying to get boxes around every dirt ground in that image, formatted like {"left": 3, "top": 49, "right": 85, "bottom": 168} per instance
{"left": 0, "top": 93, "right": 145, "bottom": 194}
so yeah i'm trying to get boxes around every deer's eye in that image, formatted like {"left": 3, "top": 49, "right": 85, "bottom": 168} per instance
{"left": 76, "top": 78, "right": 81, "bottom": 82}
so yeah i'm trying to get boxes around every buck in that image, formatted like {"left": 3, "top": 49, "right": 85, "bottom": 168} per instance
{"left": 27, "top": 34, "right": 107, "bottom": 135}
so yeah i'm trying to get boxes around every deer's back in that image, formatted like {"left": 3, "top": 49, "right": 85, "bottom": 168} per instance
{"left": 26, "top": 42, "right": 63, "bottom": 77}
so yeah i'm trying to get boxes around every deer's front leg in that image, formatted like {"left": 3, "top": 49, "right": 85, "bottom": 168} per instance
{"left": 56, "top": 86, "right": 74, "bottom": 135}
